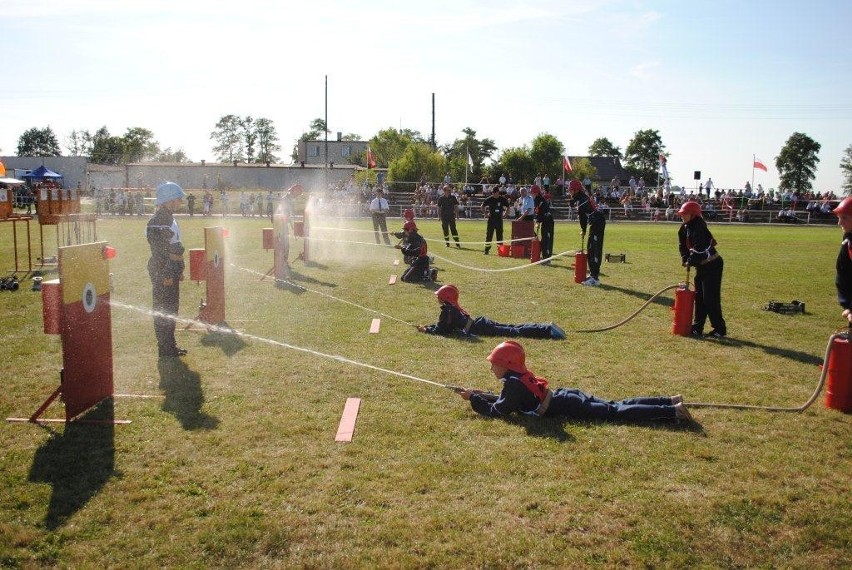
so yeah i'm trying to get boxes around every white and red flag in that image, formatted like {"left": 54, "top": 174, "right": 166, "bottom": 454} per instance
{"left": 753, "top": 156, "right": 768, "bottom": 172}
{"left": 563, "top": 155, "right": 572, "bottom": 173}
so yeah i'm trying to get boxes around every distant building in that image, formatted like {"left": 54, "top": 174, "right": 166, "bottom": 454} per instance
{"left": 297, "top": 138, "right": 369, "bottom": 166}
{"left": 568, "top": 156, "right": 631, "bottom": 187}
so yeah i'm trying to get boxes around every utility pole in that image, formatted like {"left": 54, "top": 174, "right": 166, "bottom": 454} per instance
{"left": 431, "top": 93, "right": 436, "bottom": 150}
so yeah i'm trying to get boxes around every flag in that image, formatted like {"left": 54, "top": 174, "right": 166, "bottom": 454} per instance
{"left": 753, "top": 156, "right": 767, "bottom": 172}
{"left": 367, "top": 147, "right": 376, "bottom": 169}
{"left": 563, "top": 155, "right": 572, "bottom": 173}
{"left": 467, "top": 150, "right": 474, "bottom": 172}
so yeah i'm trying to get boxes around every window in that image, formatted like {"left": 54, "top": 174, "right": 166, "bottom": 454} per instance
{"left": 309, "top": 145, "right": 320, "bottom": 157}
{"left": 341, "top": 145, "right": 351, "bottom": 157}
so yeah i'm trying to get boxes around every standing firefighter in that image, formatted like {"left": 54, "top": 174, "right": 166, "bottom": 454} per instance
{"left": 678, "top": 200, "right": 727, "bottom": 338}
{"left": 832, "top": 196, "right": 852, "bottom": 324}
{"left": 568, "top": 179, "right": 606, "bottom": 285}
{"left": 481, "top": 187, "right": 509, "bottom": 255}
{"left": 147, "top": 181, "right": 187, "bottom": 358}
{"left": 437, "top": 185, "right": 462, "bottom": 248}
{"left": 532, "top": 186, "right": 554, "bottom": 263}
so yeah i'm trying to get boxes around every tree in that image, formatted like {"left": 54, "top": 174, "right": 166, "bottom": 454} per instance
{"left": 588, "top": 137, "right": 622, "bottom": 159}
{"left": 387, "top": 143, "right": 446, "bottom": 188}
{"left": 529, "top": 133, "right": 565, "bottom": 182}
{"left": 66, "top": 129, "right": 93, "bottom": 156}
{"left": 17, "top": 127, "right": 61, "bottom": 156}
{"left": 624, "top": 129, "right": 665, "bottom": 182}
{"left": 255, "top": 118, "right": 281, "bottom": 164}
{"left": 242, "top": 116, "right": 257, "bottom": 163}
{"left": 776, "top": 132, "right": 820, "bottom": 193}
{"left": 211, "top": 114, "right": 245, "bottom": 162}
{"left": 291, "top": 118, "right": 330, "bottom": 162}
{"left": 442, "top": 127, "right": 498, "bottom": 182}
{"left": 496, "top": 146, "right": 536, "bottom": 185}
{"left": 155, "top": 147, "right": 190, "bottom": 162}
{"left": 567, "top": 157, "right": 597, "bottom": 185}
{"left": 369, "top": 128, "right": 425, "bottom": 169}
{"left": 841, "top": 145, "right": 852, "bottom": 195}
{"left": 90, "top": 126, "right": 124, "bottom": 165}
{"left": 122, "top": 127, "right": 159, "bottom": 162}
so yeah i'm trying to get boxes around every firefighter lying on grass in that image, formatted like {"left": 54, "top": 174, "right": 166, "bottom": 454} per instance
{"left": 418, "top": 284, "right": 566, "bottom": 340}
{"left": 459, "top": 340, "right": 694, "bottom": 422}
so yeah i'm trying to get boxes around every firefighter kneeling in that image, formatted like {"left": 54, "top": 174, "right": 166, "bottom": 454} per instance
{"left": 395, "top": 221, "right": 437, "bottom": 282}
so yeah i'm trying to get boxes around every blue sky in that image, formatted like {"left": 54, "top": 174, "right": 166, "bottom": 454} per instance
{"left": 2, "top": 0, "right": 850, "bottom": 191}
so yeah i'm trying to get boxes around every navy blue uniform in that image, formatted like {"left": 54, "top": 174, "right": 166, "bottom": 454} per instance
{"left": 836, "top": 232, "right": 852, "bottom": 311}
{"left": 679, "top": 216, "right": 726, "bottom": 336}
{"left": 147, "top": 206, "right": 185, "bottom": 357}
{"left": 571, "top": 190, "right": 606, "bottom": 279}
{"left": 534, "top": 193, "right": 554, "bottom": 260}
{"left": 400, "top": 231, "right": 430, "bottom": 282}
{"left": 470, "top": 372, "right": 677, "bottom": 421}
{"left": 482, "top": 194, "right": 509, "bottom": 254}
{"left": 422, "top": 302, "right": 558, "bottom": 338}
{"left": 437, "top": 194, "right": 461, "bottom": 247}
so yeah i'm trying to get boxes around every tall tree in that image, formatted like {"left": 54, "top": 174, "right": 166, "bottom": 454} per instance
{"left": 442, "top": 127, "right": 497, "bottom": 182}
{"left": 90, "top": 126, "right": 124, "bottom": 164}
{"left": 211, "top": 114, "right": 245, "bottom": 162}
{"left": 776, "top": 132, "right": 820, "bottom": 193}
{"left": 841, "top": 144, "right": 852, "bottom": 195}
{"left": 369, "top": 128, "right": 425, "bottom": 169}
{"left": 242, "top": 116, "right": 257, "bottom": 163}
{"left": 588, "top": 137, "right": 622, "bottom": 158}
{"left": 624, "top": 129, "right": 665, "bottom": 182}
{"left": 255, "top": 118, "right": 281, "bottom": 164}
{"left": 387, "top": 143, "right": 446, "bottom": 188}
{"left": 66, "top": 129, "right": 93, "bottom": 156}
{"left": 496, "top": 146, "right": 536, "bottom": 185}
{"left": 17, "top": 126, "right": 61, "bottom": 156}
{"left": 529, "top": 133, "right": 565, "bottom": 183}
{"left": 122, "top": 127, "right": 159, "bottom": 162}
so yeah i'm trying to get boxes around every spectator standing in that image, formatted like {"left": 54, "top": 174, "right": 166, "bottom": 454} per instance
{"left": 186, "top": 192, "right": 196, "bottom": 217}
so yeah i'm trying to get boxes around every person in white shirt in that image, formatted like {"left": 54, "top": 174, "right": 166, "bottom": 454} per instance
{"left": 369, "top": 188, "right": 391, "bottom": 245}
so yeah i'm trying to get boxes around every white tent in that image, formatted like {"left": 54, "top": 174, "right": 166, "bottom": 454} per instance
{"left": 0, "top": 177, "right": 25, "bottom": 185}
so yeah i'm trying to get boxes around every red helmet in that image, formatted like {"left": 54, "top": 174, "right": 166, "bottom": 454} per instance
{"left": 568, "top": 179, "right": 584, "bottom": 194}
{"left": 435, "top": 284, "right": 459, "bottom": 305}
{"left": 487, "top": 340, "right": 527, "bottom": 373}
{"left": 530, "top": 185, "right": 541, "bottom": 196}
{"left": 288, "top": 184, "right": 304, "bottom": 197}
{"left": 677, "top": 201, "right": 702, "bottom": 217}
{"left": 403, "top": 221, "right": 417, "bottom": 232}
{"left": 403, "top": 208, "right": 415, "bottom": 221}
{"left": 833, "top": 196, "right": 852, "bottom": 216}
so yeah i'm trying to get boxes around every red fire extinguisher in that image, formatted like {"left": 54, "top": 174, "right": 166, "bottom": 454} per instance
{"left": 826, "top": 331, "right": 852, "bottom": 412}
{"left": 530, "top": 238, "right": 541, "bottom": 263}
{"left": 574, "top": 250, "right": 587, "bottom": 283}
{"left": 671, "top": 282, "right": 696, "bottom": 336}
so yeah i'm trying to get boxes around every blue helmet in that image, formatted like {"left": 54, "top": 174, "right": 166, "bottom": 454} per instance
{"left": 156, "top": 181, "right": 186, "bottom": 205}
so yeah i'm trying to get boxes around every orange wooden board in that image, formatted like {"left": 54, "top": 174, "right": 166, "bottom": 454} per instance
{"left": 335, "top": 398, "right": 361, "bottom": 442}
{"left": 388, "top": 274, "right": 397, "bottom": 285}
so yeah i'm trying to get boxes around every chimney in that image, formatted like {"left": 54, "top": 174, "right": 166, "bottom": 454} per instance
{"left": 337, "top": 132, "right": 342, "bottom": 142}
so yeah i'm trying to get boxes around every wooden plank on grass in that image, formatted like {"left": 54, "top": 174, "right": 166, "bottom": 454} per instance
{"left": 369, "top": 318, "right": 381, "bottom": 333}
{"left": 393, "top": 259, "right": 399, "bottom": 266}
{"left": 335, "top": 398, "right": 361, "bottom": 442}
{"left": 388, "top": 274, "right": 397, "bottom": 284}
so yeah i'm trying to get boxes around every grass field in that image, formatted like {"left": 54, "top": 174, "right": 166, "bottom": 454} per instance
{"left": 1, "top": 214, "right": 850, "bottom": 568}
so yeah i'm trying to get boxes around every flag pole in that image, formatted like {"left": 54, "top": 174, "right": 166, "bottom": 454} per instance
{"left": 751, "top": 154, "right": 755, "bottom": 198}
{"left": 465, "top": 145, "right": 469, "bottom": 186}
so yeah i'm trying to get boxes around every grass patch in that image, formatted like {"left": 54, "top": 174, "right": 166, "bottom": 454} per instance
{"left": 0, "top": 215, "right": 850, "bottom": 567}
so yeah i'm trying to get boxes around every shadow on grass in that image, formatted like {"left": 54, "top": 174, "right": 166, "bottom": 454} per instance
{"left": 158, "top": 358, "right": 220, "bottom": 430}
{"left": 301, "top": 260, "right": 329, "bottom": 270}
{"left": 28, "top": 399, "right": 120, "bottom": 530}
{"left": 200, "top": 327, "right": 247, "bottom": 357}
{"left": 503, "top": 414, "right": 704, "bottom": 440}
{"left": 505, "top": 415, "right": 574, "bottom": 441}
{"left": 597, "top": 283, "right": 674, "bottom": 308}
{"left": 288, "top": 269, "right": 336, "bottom": 288}
{"left": 699, "top": 336, "right": 824, "bottom": 366}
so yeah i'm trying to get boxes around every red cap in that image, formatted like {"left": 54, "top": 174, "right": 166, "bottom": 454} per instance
{"left": 833, "top": 196, "right": 852, "bottom": 216}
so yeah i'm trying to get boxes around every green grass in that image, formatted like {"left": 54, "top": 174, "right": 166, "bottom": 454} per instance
{"left": 1, "top": 215, "right": 851, "bottom": 568}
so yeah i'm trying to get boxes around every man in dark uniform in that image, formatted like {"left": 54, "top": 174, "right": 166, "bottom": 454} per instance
{"left": 481, "top": 187, "right": 509, "bottom": 254}
{"left": 832, "top": 196, "right": 852, "bottom": 324}
{"left": 437, "top": 185, "right": 461, "bottom": 248}
{"left": 568, "top": 179, "right": 606, "bottom": 285}
{"left": 532, "top": 186, "right": 554, "bottom": 263}
{"left": 678, "top": 200, "right": 726, "bottom": 338}
{"left": 147, "top": 181, "right": 187, "bottom": 358}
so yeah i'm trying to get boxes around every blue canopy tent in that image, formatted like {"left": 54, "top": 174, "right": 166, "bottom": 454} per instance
{"left": 25, "top": 165, "right": 64, "bottom": 181}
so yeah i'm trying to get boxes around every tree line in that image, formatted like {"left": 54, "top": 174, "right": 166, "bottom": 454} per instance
{"left": 11, "top": 119, "right": 850, "bottom": 194}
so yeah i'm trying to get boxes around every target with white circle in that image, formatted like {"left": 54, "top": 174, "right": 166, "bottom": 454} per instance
{"left": 82, "top": 282, "right": 97, "bottom": 313}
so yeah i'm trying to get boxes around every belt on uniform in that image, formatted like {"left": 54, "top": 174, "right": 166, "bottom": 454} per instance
{"left": 700, "top": 254, "right": 719, "bottom": 265}
{"left": 534, "top": 389, "right": 553, "bottom": 416}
